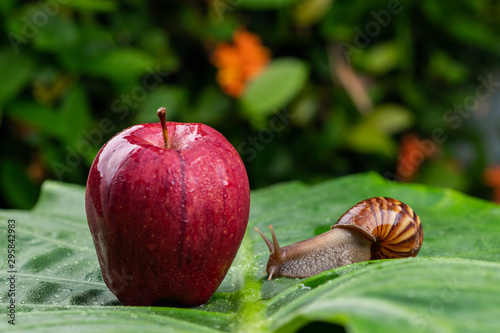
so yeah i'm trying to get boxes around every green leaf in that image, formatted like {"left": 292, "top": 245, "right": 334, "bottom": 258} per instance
{"left": 428, "top": 51, "right": 469, "bottom": 84}
{"left": 1, "top": 173, "right": 500, "bottom": 332}
{"left": 347, "top": 122, "right": 397, "bottom": 157}
{"left": 5, "top": 101, "right": 65, "bottom": 140}
{"left": 82, "top": 48, "right": 154, "bottom": 82}
{"left": 0, "top": 0, "right": 16, "bottom": 12}
{"left": 184, "top": 85, "right": 231, "bottom": 125}
{"left": 369, "top": 104, "right": 414, "bottom": 134}
{"left": 238, "top": 0, "right": 301, "bottom": 10}
{"left": 0, "top": 159, "right": 39, "bottom": 209}
{"left": 346, "top": 104, "right": 414, "bottom": 157}
{"left": 292, "top": 0, "right": 333, "bottom": 27}
{"left": 241, "top": 58, "right": 309, "bottom": 118}
{"left": 60, "top": 85, "right": 93, "bottom": 149}
{"left": 0, "top": 48, "right": 35, "bottom": 105}
{"left": 33, "top": 15, "right": 78, "bottom": 52}
{"left": 272, "top": 259, "right": 500, "bottom": 333}
{"left": 64, "top": 0, "right": 118, "bottom": 12}
{"left": 134, "top": 86, "right": 186, "bottom": 124}
{"left": 417, "top": 159, "right": 469, "bottom": 192}
{"left": 32, "top": 180, "right": 88, "bottom": 222}
{"left": 353, "top": 42, "right": 400, "bottom": 75}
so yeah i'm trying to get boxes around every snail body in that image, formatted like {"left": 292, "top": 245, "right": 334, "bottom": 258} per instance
{"left": 255, "top": 197, "right": 423, "bottom": 280}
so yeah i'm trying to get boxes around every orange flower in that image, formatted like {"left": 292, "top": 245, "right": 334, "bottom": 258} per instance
{"left": 484, "top": 165, "right": 500, "bottom": 187}
{"left": 396, "top": 133, "right": 436, "bottom": 182}
{"left": 483, "top": 165, "right": 500, "bottom": 203}
{"left": 211, "top": 29, "right": 271, "bottom": 97}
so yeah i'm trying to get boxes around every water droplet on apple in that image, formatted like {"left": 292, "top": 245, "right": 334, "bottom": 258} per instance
{"left": 222, "top": 179, "right": 229, "bottom": 186}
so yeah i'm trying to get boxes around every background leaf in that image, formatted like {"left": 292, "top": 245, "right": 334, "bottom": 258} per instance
{"left": 241, "top": 58, "right": 309, "bottom": 119}
{"left": 82, "top": 48, "right": 155, "bottom": 82}
{"left": 352, "top": 42, "right": 400, "bottom": 75}
{"left": 5, "top": 101, "right": 65, "bottom": 139}
{"left": 60, "top": 85, "right": 93, "bottom": 149}
{"left": 346, "top": 104, "right": 414, "bottom": 157}
{"left": 65, "top": 0, "right": 118, "bottom": 12}
{"left": 0, "top": 49, "right": 35, "bottom": 105}
{"left": 238, "top": 0, "right": 301, "bottom": 10}
{"left": 134, "top": 86, "right": 185, "bottom": 124}
{"left": 33, "top": 15, "right": 78, "bottom": 52}
{"left": 3, "top": 0, "right": 500, "bottom": 213}
{"left": 0, "top": 159, "right": 39, "bottom": 209}
{"left": 1, "top": 173, "right": 500, "bottom": 332}
{"left": 293, "top": 0, "right": 333, "bottom": 27}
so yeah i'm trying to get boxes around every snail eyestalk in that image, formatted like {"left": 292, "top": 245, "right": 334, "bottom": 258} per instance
{"left": 157, "top": 107, "right": 170, "bottom": 149}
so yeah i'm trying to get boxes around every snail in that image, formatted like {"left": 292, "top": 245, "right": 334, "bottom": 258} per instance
{"left": 255, "top": 197, "right": 423, "bottom": 280}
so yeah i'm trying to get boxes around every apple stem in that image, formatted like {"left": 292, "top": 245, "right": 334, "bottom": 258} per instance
{"left": 157, "top": 107, "right": 170, "bottom": 149}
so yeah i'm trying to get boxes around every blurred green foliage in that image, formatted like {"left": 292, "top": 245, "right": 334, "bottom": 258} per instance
{"left": 1, "top": 0, "right": 500, "bottom": 209}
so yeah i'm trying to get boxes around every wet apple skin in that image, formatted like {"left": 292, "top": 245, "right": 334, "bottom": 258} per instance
{"left": 85, "top": 122, "right": 250, "bottom": 307}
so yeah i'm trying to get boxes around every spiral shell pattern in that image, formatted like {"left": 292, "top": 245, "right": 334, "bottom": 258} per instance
{"left": 332, "top": 197, "right": 423, "bottom": 259}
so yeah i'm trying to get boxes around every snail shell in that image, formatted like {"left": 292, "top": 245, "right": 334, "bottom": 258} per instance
{"left": 255, "top": 197, "right": 423, "bottom": 280}
{"left": 332, "top": 197, "right": 423, "bottom": 259}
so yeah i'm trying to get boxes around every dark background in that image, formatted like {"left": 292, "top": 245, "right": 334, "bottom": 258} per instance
{"left": 2, "top": 0, "right": 500, "bottom": 209}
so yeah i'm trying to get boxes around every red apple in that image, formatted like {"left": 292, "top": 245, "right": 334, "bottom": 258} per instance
{"left": 85, "top": 107, "right": 250, "bottom": 307}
